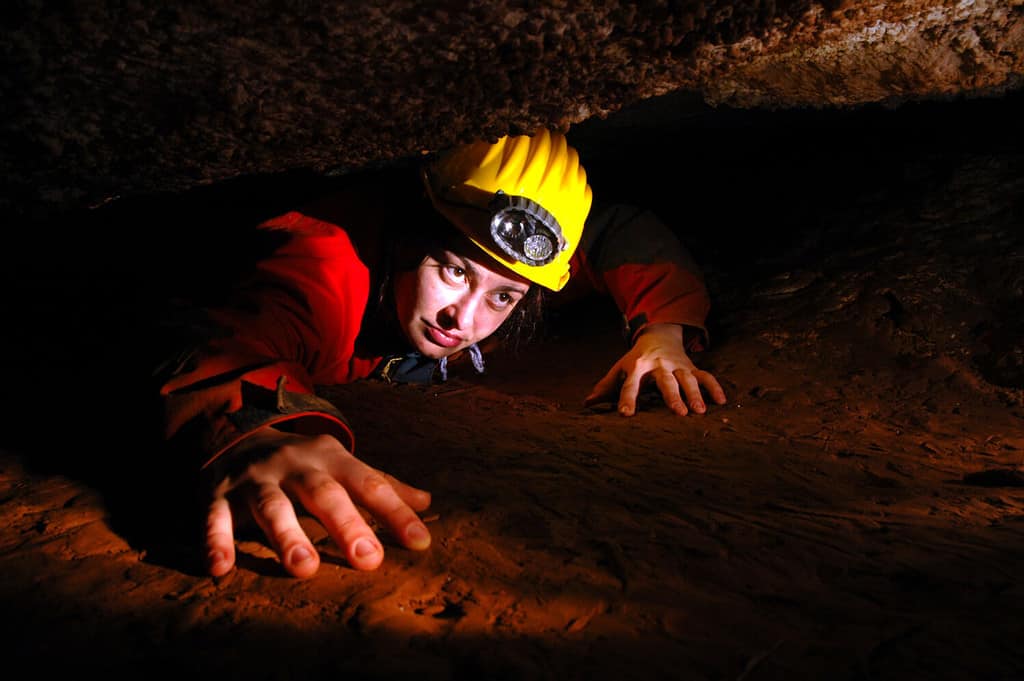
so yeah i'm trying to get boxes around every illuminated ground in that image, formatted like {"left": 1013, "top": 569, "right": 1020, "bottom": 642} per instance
{"left": 2, "top": 95, "right": 1023, "bottom": 679}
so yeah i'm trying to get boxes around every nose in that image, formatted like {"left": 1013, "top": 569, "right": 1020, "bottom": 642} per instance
{"left": 441, "top": 292, "right": 480, "bottom": 331}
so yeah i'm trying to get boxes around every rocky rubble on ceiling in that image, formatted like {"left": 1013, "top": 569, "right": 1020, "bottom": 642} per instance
{"left": 1, "top": 0, "right": 1021, "bottom": 221}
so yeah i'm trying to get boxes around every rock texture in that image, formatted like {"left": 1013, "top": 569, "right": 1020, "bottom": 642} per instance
{"left": 2, "top": 0, "right": 1022, "bottom": 220}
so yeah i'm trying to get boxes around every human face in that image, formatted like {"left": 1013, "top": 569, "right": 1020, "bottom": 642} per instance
{"left": 393, "top": 249, "right": 531, "bottom": 360}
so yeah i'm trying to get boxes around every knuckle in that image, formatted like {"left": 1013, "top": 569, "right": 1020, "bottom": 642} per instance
{"left": 304, "top": 475, "right": 341, "bottom": 507}
{"left": 275, "top": 442, "right": 300, "bottom": 458}
{"left": 312, "top": 433, "right": 345, "bottom": 452}
{"left": 252, "top": 489, "right": 289, "bottom": 518}
{"left": 276, "top": 529, "right": 307, "bottom": 551}
{"left": 205, "top": 528, "right": 227, "bottom": 547}
{"left": 361, "top": 473, "right": 391, "bottom": 497}
{"left": 205, "top": 512, "right": 225, "bottom": 535}
{"left": 333, "top": 513, "right": 364, "bottom": 536}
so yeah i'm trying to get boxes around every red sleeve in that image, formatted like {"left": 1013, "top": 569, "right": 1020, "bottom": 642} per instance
{"left": 569, "top": 204, "right": 711, "bottom": 352}
{"left": 157, "top": 211, "right": 373, "bottom": 470}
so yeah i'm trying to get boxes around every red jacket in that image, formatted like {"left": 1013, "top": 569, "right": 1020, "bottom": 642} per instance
{"left": 158, "top": 178, "right": 710, "bottom": 470}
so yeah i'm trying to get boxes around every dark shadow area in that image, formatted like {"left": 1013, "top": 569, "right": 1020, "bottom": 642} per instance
{"left": 0, "top": 166, "right": 410, "bottom": 570}
{"left": 571, "top": 88, "right": 1024, "bottom": 347}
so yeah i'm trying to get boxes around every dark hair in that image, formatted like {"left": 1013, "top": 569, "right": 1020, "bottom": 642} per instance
{"left": 492, "top": 281, "right": 544, "bottom": 354}
{"left": 382, "top": 204, "right": 546, "bottom": 354}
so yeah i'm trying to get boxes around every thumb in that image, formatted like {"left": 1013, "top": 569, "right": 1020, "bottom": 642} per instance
{"left": 584, "top": 365, "right": 624, "bottom": 406}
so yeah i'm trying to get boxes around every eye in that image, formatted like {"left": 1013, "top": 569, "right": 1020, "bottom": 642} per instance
{"left": 488, "top": 290, "right": 520, "bottom": 311}
{"left": 441, "top": 264, "right": 467, "bottom": 283}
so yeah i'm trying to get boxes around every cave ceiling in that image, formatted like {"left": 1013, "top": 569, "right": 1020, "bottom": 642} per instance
{"left": 2, "top": 0, "right": 1022, "bottom": 222}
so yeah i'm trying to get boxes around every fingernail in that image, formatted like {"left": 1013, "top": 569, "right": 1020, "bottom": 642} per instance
{"left": 291, "top": 546, "right": 314, "bottom": 564}
{"left": 406, "top": 522, "right": 430, "bottom": 546}
{"left": 695, "top": 402, "right": 706, "bottom": 413}
{"left": 208, "top": 550, "right": 225, "bottom": 568}
{"left": 354, "top": 538, "right": 378, "bottom": 558}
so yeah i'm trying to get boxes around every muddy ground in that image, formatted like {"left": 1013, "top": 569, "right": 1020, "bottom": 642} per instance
{"left": 2, "top": 93, "right": 1023, "bottom": 680}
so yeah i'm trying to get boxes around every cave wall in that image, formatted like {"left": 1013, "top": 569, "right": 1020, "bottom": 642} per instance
{"left": 1, "top": 0, "right": 1022, "bottom": 222}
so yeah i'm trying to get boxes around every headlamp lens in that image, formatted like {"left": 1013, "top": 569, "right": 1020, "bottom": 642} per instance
{"left": 523, "top": 232, "right": 554, "bottom": 261}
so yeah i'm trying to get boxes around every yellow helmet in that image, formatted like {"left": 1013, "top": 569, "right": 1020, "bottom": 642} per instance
{"left": 423, "top": 129, "right": 593, "bottom": 292}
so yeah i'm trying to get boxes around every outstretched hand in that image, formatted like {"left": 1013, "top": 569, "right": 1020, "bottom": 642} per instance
{"left": 204, "top": 428, "right": 432, "bottom": 579}
{"left": 584, "top": 323, "right": 727, "bottom": 417}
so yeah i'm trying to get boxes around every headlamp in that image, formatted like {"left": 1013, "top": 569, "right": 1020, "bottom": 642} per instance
{"left": 488, "top": 191, "right": 566, "bottom": 267}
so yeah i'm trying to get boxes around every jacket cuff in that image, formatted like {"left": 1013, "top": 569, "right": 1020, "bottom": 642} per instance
{"left": 625, "top": 313, "right": 710, "bottom": 352}
{"left": 200, "top": 376, "right": 354, "bottom": 470}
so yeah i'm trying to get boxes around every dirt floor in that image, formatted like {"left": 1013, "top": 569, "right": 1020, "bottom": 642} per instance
{"left": 2, "top": 95, "right": 1024, "bottom": 680}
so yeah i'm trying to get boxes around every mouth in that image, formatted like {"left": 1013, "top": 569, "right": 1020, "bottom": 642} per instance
{"left": 423, "top": 324, "right": 464, "bottom": 349}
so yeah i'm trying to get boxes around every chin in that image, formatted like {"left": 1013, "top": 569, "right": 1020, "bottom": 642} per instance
{"left": 417, "top": 345, "right": 450, "bottom": 360}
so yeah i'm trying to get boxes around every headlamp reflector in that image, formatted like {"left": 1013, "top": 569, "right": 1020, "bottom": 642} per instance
{"left": 488, "top": 191, "right": 565, "bottom": 266}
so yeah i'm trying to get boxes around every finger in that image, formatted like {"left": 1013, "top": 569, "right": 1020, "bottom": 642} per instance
{"left": 321, "top": 444, "right": 431, "bottom": 551}
{"left": 381, "top": 472, "right": 432, "bottom": 512}
{"left": 341, "top": 466, "right": 431, "bottom": 552}
{"left": 206, "top": 496, "right": 236, "bottom": 577}
{"left": 287, "top": 471, "right": 384, "bottom": 571}
{"left": 674, "top": 369, "right": 706, "bottom": 414}
{"left": 247, "top": 482, "right": 320, "bottom": 579}
{"left": 698, "top": 371, "right": 729, "bottom": 404}
{"left": 617, "top": 371, "right": 643, "bottom": 416}
{"left": 584, "top": 365, "right": 624, "bottom": 406}
{"left": 653, "top": 368, "right": 688, "bottom": 416}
